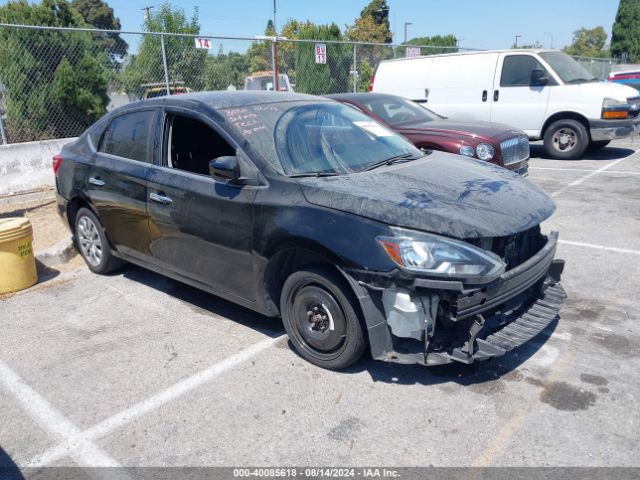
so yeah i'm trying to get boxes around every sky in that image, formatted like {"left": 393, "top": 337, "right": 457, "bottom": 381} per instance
{"left": 101, "top": 0, "right": 620, "bottom": 52}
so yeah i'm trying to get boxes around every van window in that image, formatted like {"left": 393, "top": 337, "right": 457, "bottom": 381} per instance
{"left": 500, "top": 55, "right": 551, "bottom": 87}
{"left": 99, "top": 110, "right": 155, "bottom": 162}
{"left": 166, "top": 115, "right": 235, "bottom": 176}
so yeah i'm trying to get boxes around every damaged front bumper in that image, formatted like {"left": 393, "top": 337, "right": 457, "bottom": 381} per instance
{"left": 342, "top": 231, "right": 566, "bottom": 366}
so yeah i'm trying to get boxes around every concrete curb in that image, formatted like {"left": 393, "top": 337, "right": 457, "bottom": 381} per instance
{"left": 36, "top": 235, "right": 77, "bottom": 267}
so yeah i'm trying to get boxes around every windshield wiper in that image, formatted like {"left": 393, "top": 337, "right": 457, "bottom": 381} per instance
{"left": 364, "top": 152, "right": 420, "bottom": 171}
{"left": 287, "top": 172, "right": 342, "bottom": 178}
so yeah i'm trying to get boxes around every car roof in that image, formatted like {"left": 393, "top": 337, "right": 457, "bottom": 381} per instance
{"left": 113, "top": 91, "right": 326, "bottom": 115}
{"left": 379, "top": 48, "right": 558, "bottom": 64}
{"left": 327, "top": 93, "right": 400, "bottom": 102}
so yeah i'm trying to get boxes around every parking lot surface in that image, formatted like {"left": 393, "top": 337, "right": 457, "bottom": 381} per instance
{"left": 1, "top": 139, "right": 639, "bottom": 468}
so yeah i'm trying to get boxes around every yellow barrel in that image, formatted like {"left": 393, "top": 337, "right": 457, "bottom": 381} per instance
{"left": 0, "top": 217, "right": 38, "bottom": 293}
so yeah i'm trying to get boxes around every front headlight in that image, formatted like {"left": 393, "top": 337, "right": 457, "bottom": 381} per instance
{"left": 459, "top": 145, "right": 475, "bottom": 157}
{"left": 377, "top": 228, "right": 506, "bottom": 282}
{"left": 602, "top": 97, "right": 629, "bottom": 119}
{"left": 476, "top": 143, "right": 495, "bottom": 160}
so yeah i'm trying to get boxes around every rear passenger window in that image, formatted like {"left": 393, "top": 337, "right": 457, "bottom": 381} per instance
{"left": 99, "top": 110, "right": 155, "bottom": 162}
{"left": 500, "top": 55, "right": 549, "bottom": 87}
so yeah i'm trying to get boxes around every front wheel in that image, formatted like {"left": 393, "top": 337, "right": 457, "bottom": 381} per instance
{"left": 75, "top": 207, "right": 123, "bottom": 274}
{"left": 280, "top": 267, "right": 366, "bottom": 370}
{"left": 543, "top": 119, "right": 589, "bottom": 160}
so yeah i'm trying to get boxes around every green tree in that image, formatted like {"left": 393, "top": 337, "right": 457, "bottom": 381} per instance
{"left": 205, "top": 52, "right": 250, "bottom": 90}
{"left": 72, "top": 0, "right": 127, "bottom": 59}
{"left": 346, "top": 0, "right": 393, "bottom": 91}
{"left": 357, "top": 0, "right": 391, "bottom": 43}
{"left": 563, "top": 27, "right": 608, "bottom": 57}
{"left": 295, "top": 22, "right": 351, "bottom": 94}
{"left": 121, "top": 2, "right": 207, "bottom": 99}
{"left": 0, "top": 0, "right": 109, "bottom": 142}
{"left": 397, "top": 34, "right": 458, "bottom": 57}
{"left": 611, "top": 0, "right": 640, "bottom": 62}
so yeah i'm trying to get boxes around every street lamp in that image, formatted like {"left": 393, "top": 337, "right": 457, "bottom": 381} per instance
{"left": 404, "top": 22, "right": 412, "bottom": 44}
{"left": 515, "top": 35, "right": 522, "bottom": 48}
{"left": 544, "top": 32, "right": 554, "bottom": 48}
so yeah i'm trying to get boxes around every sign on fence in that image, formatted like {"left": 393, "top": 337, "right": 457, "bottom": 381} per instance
{"left": 405, "top": 46, "right": 421, "bottom": 58}
{"left": 315, "top": 43, "right": 327, "bottom": 64}
{"left": 194, "top": 37, "right": 212, "bottom": 49}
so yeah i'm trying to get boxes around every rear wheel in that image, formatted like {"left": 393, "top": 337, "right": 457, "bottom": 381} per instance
{"left": 75, "top": 207, "right": 123, "bottom": 274}
{"left": 543, "top": 119, "right": 589, "bottom": 160}
{"left": 280, "top": 267, "right": 366, "bottom": 370}
{"left": 588, "top": 140, "right": 611, "bottom": 151}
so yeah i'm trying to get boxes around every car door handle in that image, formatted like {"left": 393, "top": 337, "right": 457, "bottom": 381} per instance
{"left": 89, "top": 177, "right": 105, "bottom": 187}
{"left": 493, "top": 89, "right": 499, "bottom": 102}
{"left": 482, "top": 90, "right": 487, "bottom": 102}
{"left": 149, "top": 192, "right": 173, "bottom": 204}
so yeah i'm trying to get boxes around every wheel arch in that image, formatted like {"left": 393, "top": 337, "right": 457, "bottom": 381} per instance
{"left": 541, "top": 111, "right": 591, "bottom": 141}
{"left": 262, "top": 241, "right": 351, "bottom": 317}
{"left": 66, "top": 194, "right": 97, "bottom": 234}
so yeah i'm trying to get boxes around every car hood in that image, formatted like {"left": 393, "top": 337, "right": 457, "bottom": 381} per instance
{"left": 297, "top": 153, "right": 555, "bottom": 239}
{"left": 398, "top": 119, "right": 522, "bottom": 141}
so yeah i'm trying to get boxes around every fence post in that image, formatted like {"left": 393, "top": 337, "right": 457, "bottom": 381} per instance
{"left": 0, "top": 112, "right": 7, "bottom": 145}
{"left": 353, "top": 43, "right": 357, "bottom": 93}
{"left": 160, "top": 33, "right": 171, "bottom": 95}
{"left": 271, "top": 39, "right": 280, "bottom": 92}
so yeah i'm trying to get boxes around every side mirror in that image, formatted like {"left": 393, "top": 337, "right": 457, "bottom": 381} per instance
{"left": 209, "top": 156, "right": 240, "bottom": 184}
{"left": 531, "top": 69, "right": 549, "bottom": 86}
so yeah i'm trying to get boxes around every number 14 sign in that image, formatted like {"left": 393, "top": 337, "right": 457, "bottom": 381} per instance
{"left": 194, "top": 37, "right": 211, "bottom": 49}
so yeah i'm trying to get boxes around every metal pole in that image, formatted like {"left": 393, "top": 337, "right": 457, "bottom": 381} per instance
{"left": 160, "top": 33, "right": 171, "bottom": 95}
{"left": 271, "top": 39, "right": 280, "bottom": 92}
{"left": 0, "top": 112, "right": 7, "bottom": 145}
{"left": 353, "top": 43, "right": 357, "bottom": 93}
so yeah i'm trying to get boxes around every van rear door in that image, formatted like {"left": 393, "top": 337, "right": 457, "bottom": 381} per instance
{"left": 490, "top": 53, "right": 554, "bottom": 136}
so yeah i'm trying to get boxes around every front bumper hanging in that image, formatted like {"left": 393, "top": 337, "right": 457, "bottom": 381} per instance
{"left": 342, "top": 232, "right": 566, "bottom": 366}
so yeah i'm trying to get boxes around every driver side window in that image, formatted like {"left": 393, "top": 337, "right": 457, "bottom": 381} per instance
{"left": 500, "top": 55, "right": 553, "bottom": 87}
{"left": 164, "top": 114, "right": 235, "bottom": 176}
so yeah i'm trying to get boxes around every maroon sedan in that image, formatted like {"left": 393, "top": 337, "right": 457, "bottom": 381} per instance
{"left": 328, "top": 93, "right": 529, "bottom": 176}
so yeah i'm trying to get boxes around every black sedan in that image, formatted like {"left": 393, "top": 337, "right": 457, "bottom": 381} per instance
{"left": 54, "top": 91, "right": 565, "bottom": 370}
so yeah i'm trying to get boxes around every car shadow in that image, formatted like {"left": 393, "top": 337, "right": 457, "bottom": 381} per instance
{"left": 530, "top": 144, "right": 635, "bottom": 161}
{"left": 118, "top": 264, "right": 557, "bottom": 386}
{"left": 120, "top": 265, "right": 284, "bottom": 339}
{"left": 0, "top": 446, "right": 24, "bottom": 480}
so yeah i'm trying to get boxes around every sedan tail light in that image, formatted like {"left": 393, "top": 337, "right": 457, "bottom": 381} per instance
{"left": 52, "top": 154, "right": 62, "bottom": 175}
{"left": 369, "top": 70, "right": 376, "bottom": 92}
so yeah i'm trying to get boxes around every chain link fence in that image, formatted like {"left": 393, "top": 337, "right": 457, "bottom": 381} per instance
{"left": 0, "top": 23, "right": 618, "bottom": 145}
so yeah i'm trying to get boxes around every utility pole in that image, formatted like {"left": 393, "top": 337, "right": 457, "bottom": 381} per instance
{"left": 142, "top": 5, "right": 154, "bottom": 23}
{"left": 544, "top": 32, "right": 554, "bottom": 48}
{"left": 515, "top": 35, "right": 522, "bottom": 48}
{"left": 272, "top": 0, "right": 279, "bottom": 92}
{"left": 404, "top": 22, "right": 412, "bottom": 44}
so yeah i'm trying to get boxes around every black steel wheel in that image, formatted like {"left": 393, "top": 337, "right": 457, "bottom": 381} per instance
{"left": 280, "top": 267, "right": 366, "bottom": 370}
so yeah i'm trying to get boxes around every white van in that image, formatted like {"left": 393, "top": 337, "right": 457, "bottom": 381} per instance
{"left": 372, "top": 49, "right": 640, "bottom": 159}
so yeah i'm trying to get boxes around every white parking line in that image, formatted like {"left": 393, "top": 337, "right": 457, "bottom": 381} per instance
{"left": 531, "top": 166, "right": 640, "bottom": 175}
{"left": 27, "top": 334, "right": 285, "bottom": 467}
{"left": 551, "top": 155, "right": 634, "bottom": 197}
{"left": 0, "top": 360, "right": 121, "bottom": 468}
{"left": 558, "top": 239, "right": 640, "bottom": 256}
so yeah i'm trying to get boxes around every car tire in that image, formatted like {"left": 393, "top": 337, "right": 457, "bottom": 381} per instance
{"left": 588, "top": 140, "right": 611, "bottom": 151}
{"left": 280, "top": 267, "right": 367, "bottom": 370}
{"left": 75, "top": 207, "right": 123, "bottom": 274}
{"left": 543, "top": 119, "right": 589, "bottom": 160}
